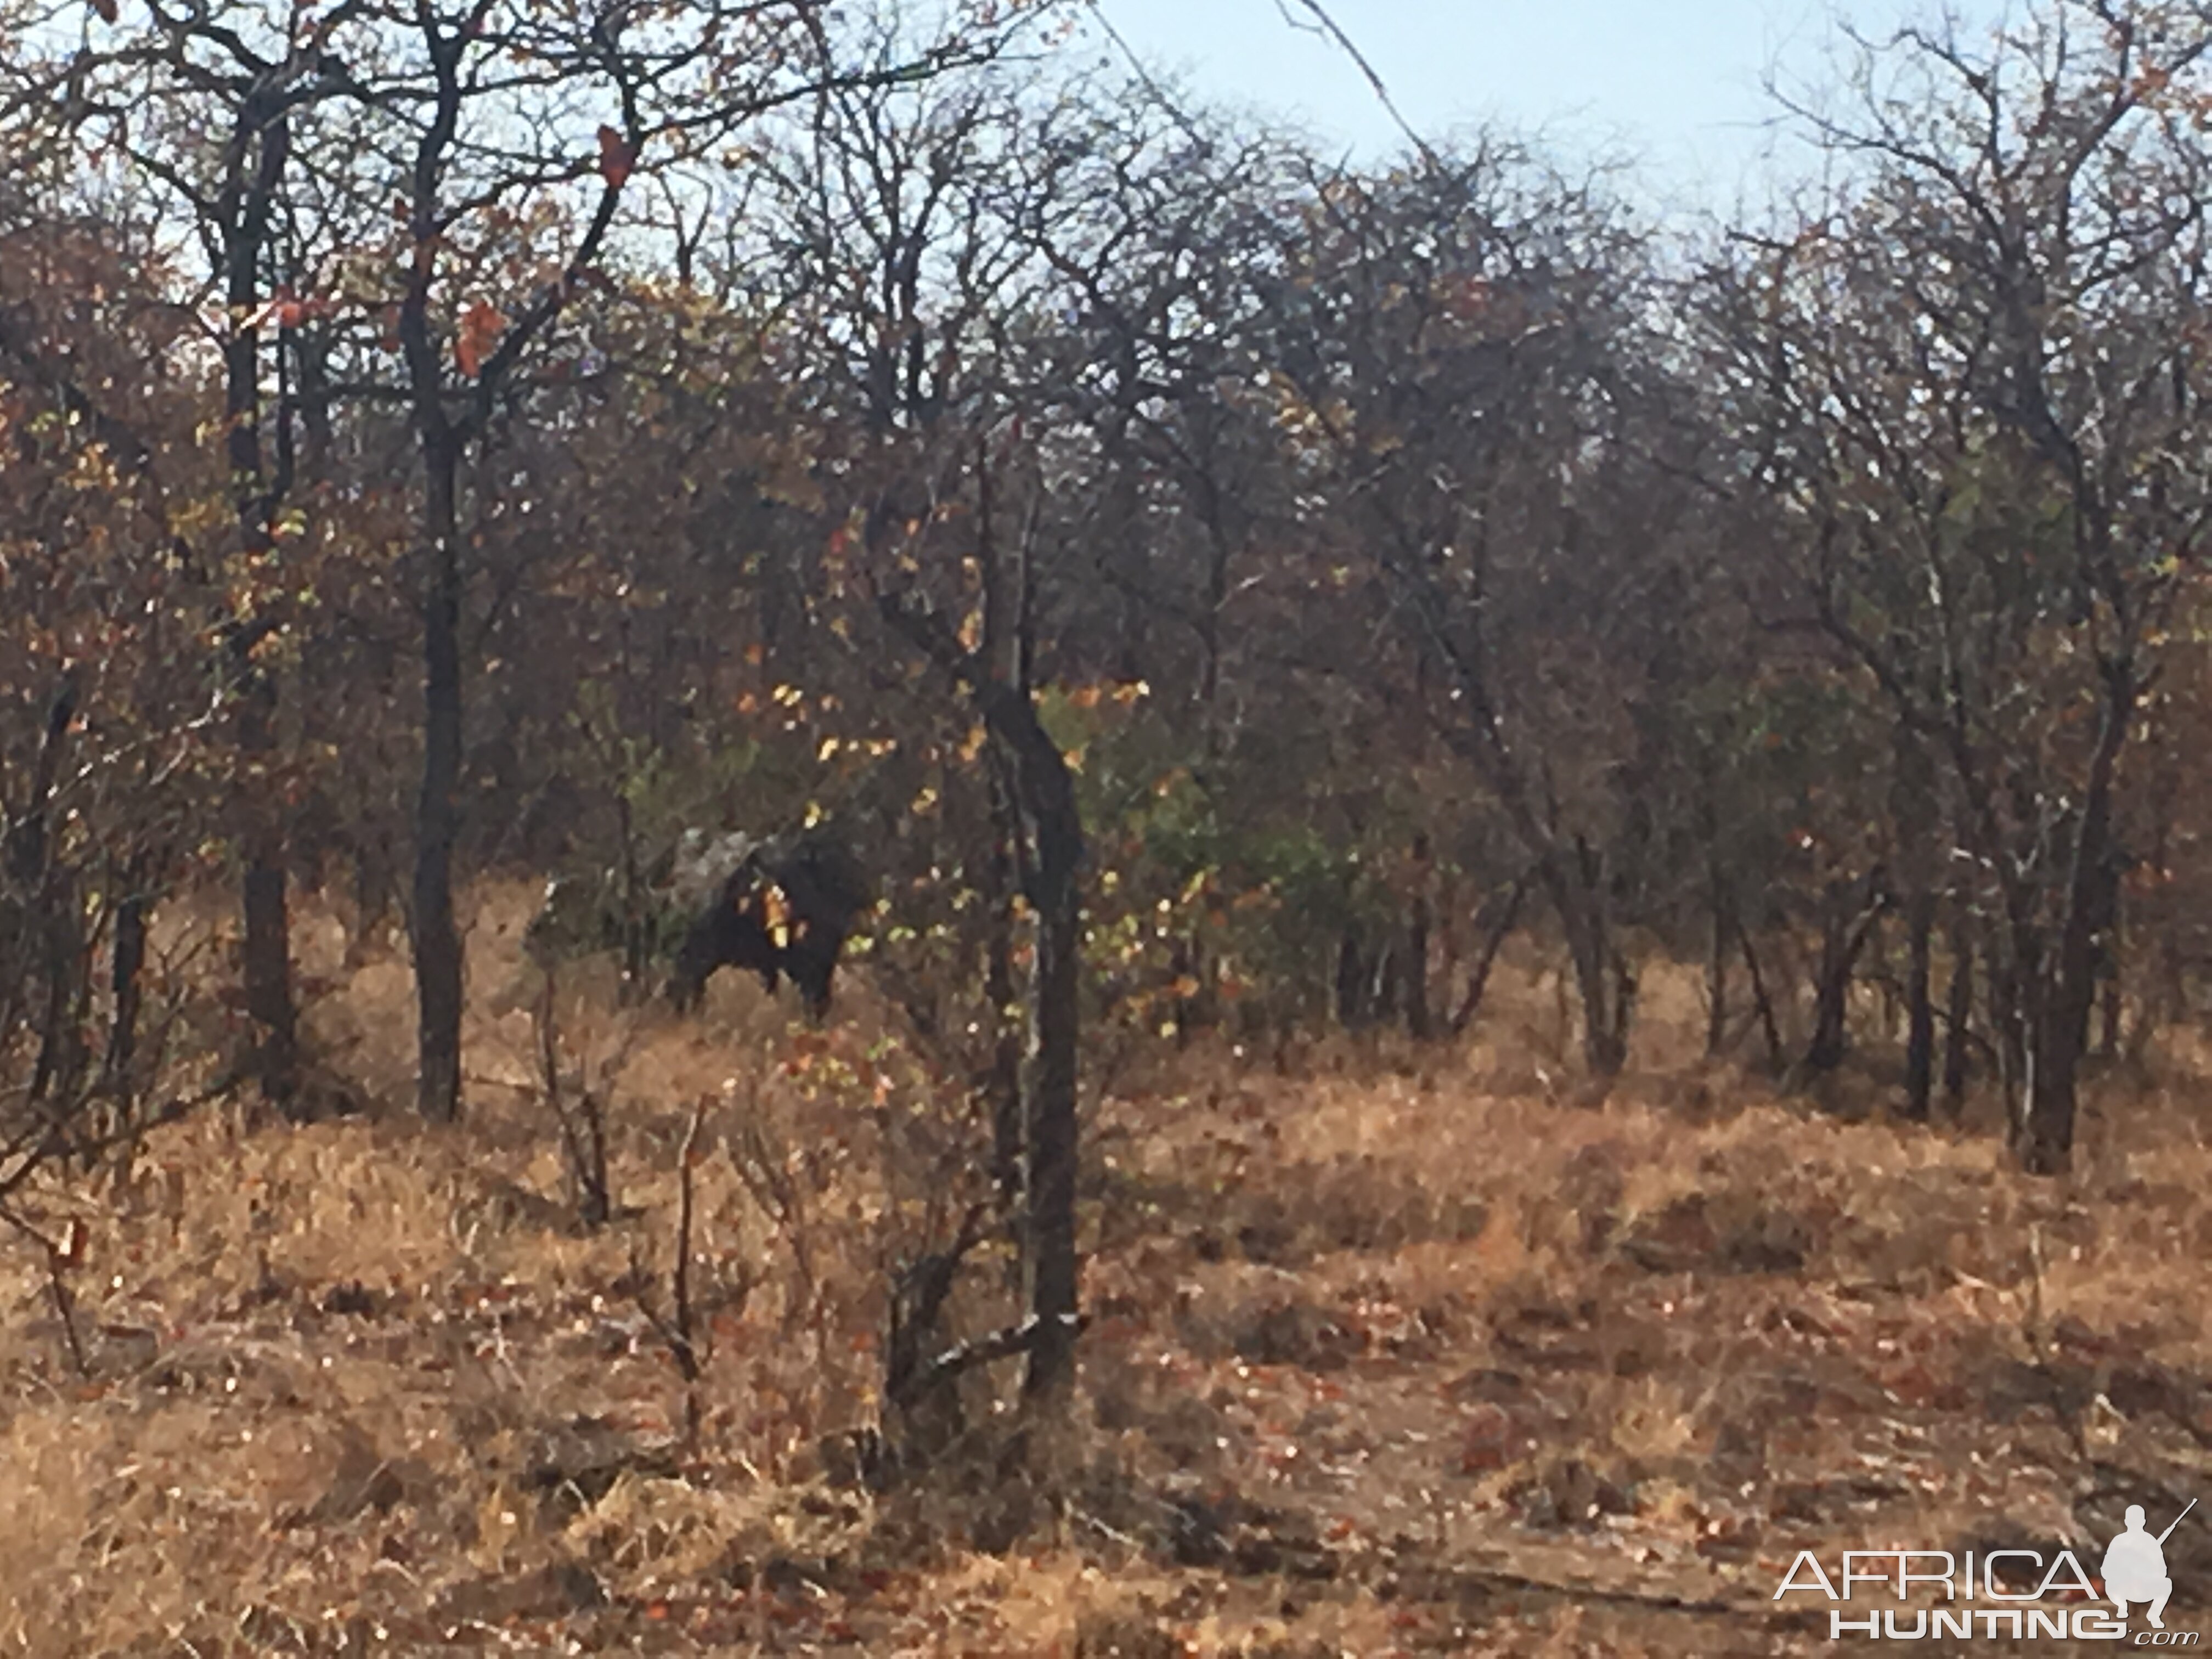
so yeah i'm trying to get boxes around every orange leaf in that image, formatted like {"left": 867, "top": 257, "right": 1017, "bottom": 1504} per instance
{"left": 455, "top": 300, "right": 505, "bottom": 378}
{"left": 596, "top": 125, "right": 635, "bottom": 188}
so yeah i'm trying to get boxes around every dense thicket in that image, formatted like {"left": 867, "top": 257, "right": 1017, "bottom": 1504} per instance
{"left": 3, "top": 0, "right": 2211, "bottom": 1294}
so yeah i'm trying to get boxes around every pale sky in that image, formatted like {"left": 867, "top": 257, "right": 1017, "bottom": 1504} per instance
{"left": 1092, "top": 0, "right": 2016, "bottom": 212}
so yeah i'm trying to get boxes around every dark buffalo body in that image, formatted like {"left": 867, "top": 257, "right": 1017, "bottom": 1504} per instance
{"left": 668, "top": 828, "right": 871, "bottom": 1018}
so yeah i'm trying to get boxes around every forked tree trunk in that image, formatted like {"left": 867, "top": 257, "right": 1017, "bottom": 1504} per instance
{"left": 1806, "top": 872, "right": 1885, "bottom": 1074}
{"left": 222, "top": 95, "right": 301, "bottom": 1115}
{"left": 1544, "top": 838, "right": 1632, "bottom": 1076}
{"left": 2018, "top": 673, "right": 2134, "bottom": 1175}
{"left": 1449, "top": 874, "right": 1527, "bottom": 1036}
{"left": 938, "top": 677, "right": 1084, "bottom": 1407}
{"left": 1736, "top": 918, "right": 1785, "bottom": 1070}
{"left": 882, "top": 538, "right": 1084, "bottom": 1408}
{"left": 390, "top": 1, "right": 628, "bottom": 1122}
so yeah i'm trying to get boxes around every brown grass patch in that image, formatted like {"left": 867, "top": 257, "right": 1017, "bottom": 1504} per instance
{"left": 3, "top": 903, "right": 2211, "bottom": 1654}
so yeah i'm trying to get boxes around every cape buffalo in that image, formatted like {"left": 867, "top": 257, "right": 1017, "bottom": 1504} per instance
{"left": 667, "top": 827, "right": 871, "bottom": 1018}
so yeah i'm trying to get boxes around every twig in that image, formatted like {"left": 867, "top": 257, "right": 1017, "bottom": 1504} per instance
{"left": 636, "top": 1101, "right": 707, "bottom": 1398}
{"left": 885, "top": 1199, "right": 995, "bottom": 1409}
{"left": 0, "top": 1073, "right": 230, "bottom": 1206}
{"left": 0, "top": 1208, "right": 88, "bottom": 1376}
{"left": 730, "top": 1092, "right": 816, "bottom": 1322}
{"left": 1448, "top": 874, "right": 1530, "bottom": 1036}
{"left": 1073, "top": 1506, "right": 1142, "bottom": 1551}
{"left": 672, "top": 1099, "right": 704, "bottom": 1384}
{"left": 533, "top": 969, "right": 611, "bottom": 1228}
{"left": 1274, "top": 0, "right": 1441, "bottom": 170}
{"left": 902, "top": 1311, "right": 1088, "bottom": 1403}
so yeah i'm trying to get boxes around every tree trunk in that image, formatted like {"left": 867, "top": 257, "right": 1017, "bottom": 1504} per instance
{"left": 1993, "top": 939, "right": 2030, "bottom": 1139}
{"left": 106, "top": 868, "right": 148, "bottom": 1098}
{"left": 1335, "top": 926, "right": 1372, "bottom": 1029}
{"left": 1403, "top": 890, "right": 1432, "bottom": 1040}
{"left": 1706, "top": 866, "right": 1732, "bottom": 1058}
{"left": 613, "top": 792, "right": 650, "bottom": 1003}
{"left": 1891, "top": 725, "right": 1938, "bottom": 1119}
{"left": 16, "top": 679, "right": 80, "bottom": 1115}
{"left": 984, "top": 763, "right": 1024, "bottom": 1206}
{"left": 413, "top": 431, "right": 466, "bottom": 1124}
{"left": 1805, "top": 923, "right": 1850, "bottom": 1073}
{"left": 1807, "top": 873, "right": 1884, "bottom": 1074}
{"left": 242, "top": 832, "right": 297, "bottom": 1110}
{"left": 222, "top": 98, "right": 301, "bottom": 1115}
{"left": 236, "top": 647, "right": 298, "bottom": 1113}
{"left": 2018, "top": 674, "right": 2132, "bottom": 1175}
{"left": 1902, "top": 887, "right": 1934, "bottom": 1120}
{"left": 881, "top": 445, "right": 1082, "bottom": 1407}
{"left": 1736, "top": 918, "right": 1785, "bottom": 1070}
{"left": 399, "top": 26, "right": 468, "bottom": 1125}
{"left": 1544, "top": 838, "right": 1631, "bottom": 1076}
{"left": 1196, "top": 488, "right": 1234, "bottom": 757}
{"left": 1943, "top": 911, "right": 1973, "bottom": 1113}
{"left": 2097, "top": 961, "right": 2123, "bottom": 1062}
{"left": 998, "top": 698, "right": 1081, "bottom": 1408}
{"left": 883, "top": 1214, "right": 986, "bottom": 1460}
{"left": 2148, "top": 775, "right": 2185, "bottom": 1032}
{"left": 1449, "top": 875, "right": 1527, "bottom": 1036}
{"left": 27, "top": 884, "right": 84, "bottom": 1119}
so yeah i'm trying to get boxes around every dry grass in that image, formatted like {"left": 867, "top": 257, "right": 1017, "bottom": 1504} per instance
{"left": 2, "top": 887, "right": 2209, "bottom": 1655}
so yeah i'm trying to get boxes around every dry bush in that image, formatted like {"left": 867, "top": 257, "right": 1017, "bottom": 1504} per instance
{"left": 4, "top": 885, "right": 2212, "bottom": 1654}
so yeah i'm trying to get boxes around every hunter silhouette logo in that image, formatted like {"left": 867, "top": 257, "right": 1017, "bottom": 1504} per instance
{"left": 2107, "top": 1500, "right": 2196, "bottom": 1631}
